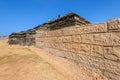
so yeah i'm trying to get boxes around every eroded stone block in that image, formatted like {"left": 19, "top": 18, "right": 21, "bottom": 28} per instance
{"left": 107, "top": 18, "right": 120, "bottom": 30}
{"left": 104, "top": 47, "right": 120, "bottom": 61}
{"left": 62, "top": 36, "right": 72, "bottom": 42}
{"left": 59, "top": 43, "right": 71, "bottom": 51}
{"left": 103, "top": 33, "right": 120, "bottom": 46}
{"left": 71, "top": 43, "right": 79, "bottom": 53}
{"left": 78, "top": 44, "right": 91, "bottom": 54}
{"left": 62, "top": 27, "right": 73, "bottom": 36}
{"left": 91, "top": 23, "right": 108, "bottom": 33}
{"left": 56, "top": 37, "right": 62, "bottom": 42}
{"left": 87, "top": 56, "right": 104, "bottom": 69}
{"left": 104, "top": 59, "right": 120, "bottom": 75}
{"left": 81, "top": 34, "right": 93, "bottom": 44}
{"left": 92, "top": 33, "right": 106, "bottom": 45}
{"left": 91, "top": 45, "right": 103, "bottom": 57}
{"left": 72, "top": 35, "right": 82, "bottom": 43}
{"left": 75, "top": 22, "right": 107, "bottom": 34}
{"left": 103, "top": 71, "right": 120, "bottom": 80}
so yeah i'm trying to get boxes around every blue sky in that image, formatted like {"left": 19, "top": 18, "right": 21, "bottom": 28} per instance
{"left": 0, "top": 0, "right": 120, "bottom": 36}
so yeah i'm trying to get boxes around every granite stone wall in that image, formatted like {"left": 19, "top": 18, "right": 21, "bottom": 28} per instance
{"left": 36, "top": 18, "right": 120, "bottom": 80}
{"left": 8, "top": 29, "right": 36, "bottom": 46}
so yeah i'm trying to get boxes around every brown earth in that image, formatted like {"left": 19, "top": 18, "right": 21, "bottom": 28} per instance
{"left": 0, "top": 37, "right": 109, "bottom": 80}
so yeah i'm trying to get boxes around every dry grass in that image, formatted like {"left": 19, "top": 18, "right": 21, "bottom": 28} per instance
{"left": 0, "top": 38, "right": 67, "bottom": 80}
{"left": 0, "top": 37, "right": 109, "bottom": 80}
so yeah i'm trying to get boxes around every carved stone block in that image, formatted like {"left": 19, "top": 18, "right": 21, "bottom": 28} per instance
{"left": 77, "top": 33, "right": 120, "bottom": 46}
{"left": 62, "top": 27, "right": 73, "bottom": 36}
{"left": 103, "top": 33, "right": 120, "bottom": 46}
{"left": 59, "top": 43, "right": 65, "bottom": 50}
{"left": 87, "top": 56, "right": 104, "bottom": 69}
{"left": 107, "top": 18, "right": 120, "bottom": 30}
{"left": 72, "top": 35, "right": 82, "bottom": 43}
{"left": 71, "top": 43, "right": 79, "bottom": 53}
{"left": 62, "top": 36, "right": 72, "bottom": 42}
{"left": 91, "top": 23, "right": 108, "bottom": 33}
{"left": 91, "top": 45, "right": 103, "bottom": 57}
{"left": 53, "top": 30, "right": 63, "bottom": 36}
{"left": 92, "top": 33, "right": 107, "bottom": 45}
{"left": 64, "top": 43, "right": 71, "bottom": 51}
{"left": 81, "top": 34, "right": 93, "bottom": 44}
{"left": 104, "top": 47, "right": 120, "bottom": 61}
{"left": 104, "top": 59, "right": 120, "bottom": 76}
{"left": 103, "top": 71, "right": 120, "bottom": 80}
{"left": 78, "top": 44, "right": 91, "bottom": 54}
{"left": 57, "top": 37, "right": 63, "bottom": 42}
{"left": 75, "top": 22, "right": 107, "bottom": 34}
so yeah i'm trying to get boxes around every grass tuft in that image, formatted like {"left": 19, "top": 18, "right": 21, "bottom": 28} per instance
{"left": 27, "top": 53, "right": 43, "bottom": 62}
{"left": 26, "top": 53, "right": 51, "bottom": 65}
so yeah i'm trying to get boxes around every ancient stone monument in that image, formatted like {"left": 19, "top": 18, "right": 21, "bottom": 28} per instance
{"left": 8, "top": 12, "right": 120, "bottom": 80}
{"left": 9, "top": 29, "right": 36, "bottom": 46}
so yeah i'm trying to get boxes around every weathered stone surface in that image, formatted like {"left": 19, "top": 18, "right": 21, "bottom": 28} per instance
{"left": 9, "top": 29, "right": 36, "bottom": 46}
{"left": 92, "top": 33, "right": 106, "bottom": 45}
{"left": 104, "top": 59, "right": 120, "bottom": 75}
{"left": 72, "top": 22, "right": 107, "bottom": 34}
{"left": 62, "top": 22, "right": 107, "bottom": 36}
{"left": 91, "top": 45, "right": 104, "bottom": 57}
{"left": 72, "top": 35, "right": 82, "bottom": 43}
{"left": 78, "top": 44, "right": 91, "bottom": 54}
{"left": 104, "top": 47, "right": 120, "bottom": 61}
{"left": 107, "top": 18, "right": 120, "bottom": 30}
{"left": 47, "top": 30, "right": 63, "bottom": 37}
{"left": 103, "top": 33, "right": 120, "bottom": 46}
{"left": 35, "top": 18, "right": 120, "bottom": 80}
{"left": 62, "top": 26, "right": 74, "bottom": 36}
{"left": 71, "top": 43, "right": 79, "bottom": 53}
{"left": 36, "top": 41, "right": 45, "bottom": 48}
{"left": 59, "top": 43, "right": 71, "bottom": 51}
{"left": 72, "top": 32, "right": 120, "bottom": 46}
{"left": 88, "top": 23, "right": 107, "bottom": 33}
{"left": 103, "top": 71, "right": 120, "bottom": 80}
{"left": 62, "top": 36, "right": 72, "bottom": 42}
{"left": 87, "top": 56, "right": 104, "bottom": 70}
{"left": 81, "top": 34, "right": 93, "bottom": 44}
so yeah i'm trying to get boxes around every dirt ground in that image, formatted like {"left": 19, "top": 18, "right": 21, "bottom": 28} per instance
{"left": 0, "top": 37, "right": 109, "bottom": 80}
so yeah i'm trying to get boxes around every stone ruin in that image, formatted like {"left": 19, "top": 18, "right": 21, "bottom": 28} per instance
{"left": 8, "top": 12, "right": 90, "bottom": 46}
{"left": 8, "top": 29, "right": 36, "bottom": 46}
{"left": 8, "top": 12, "right": 120, "bottom": 80}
